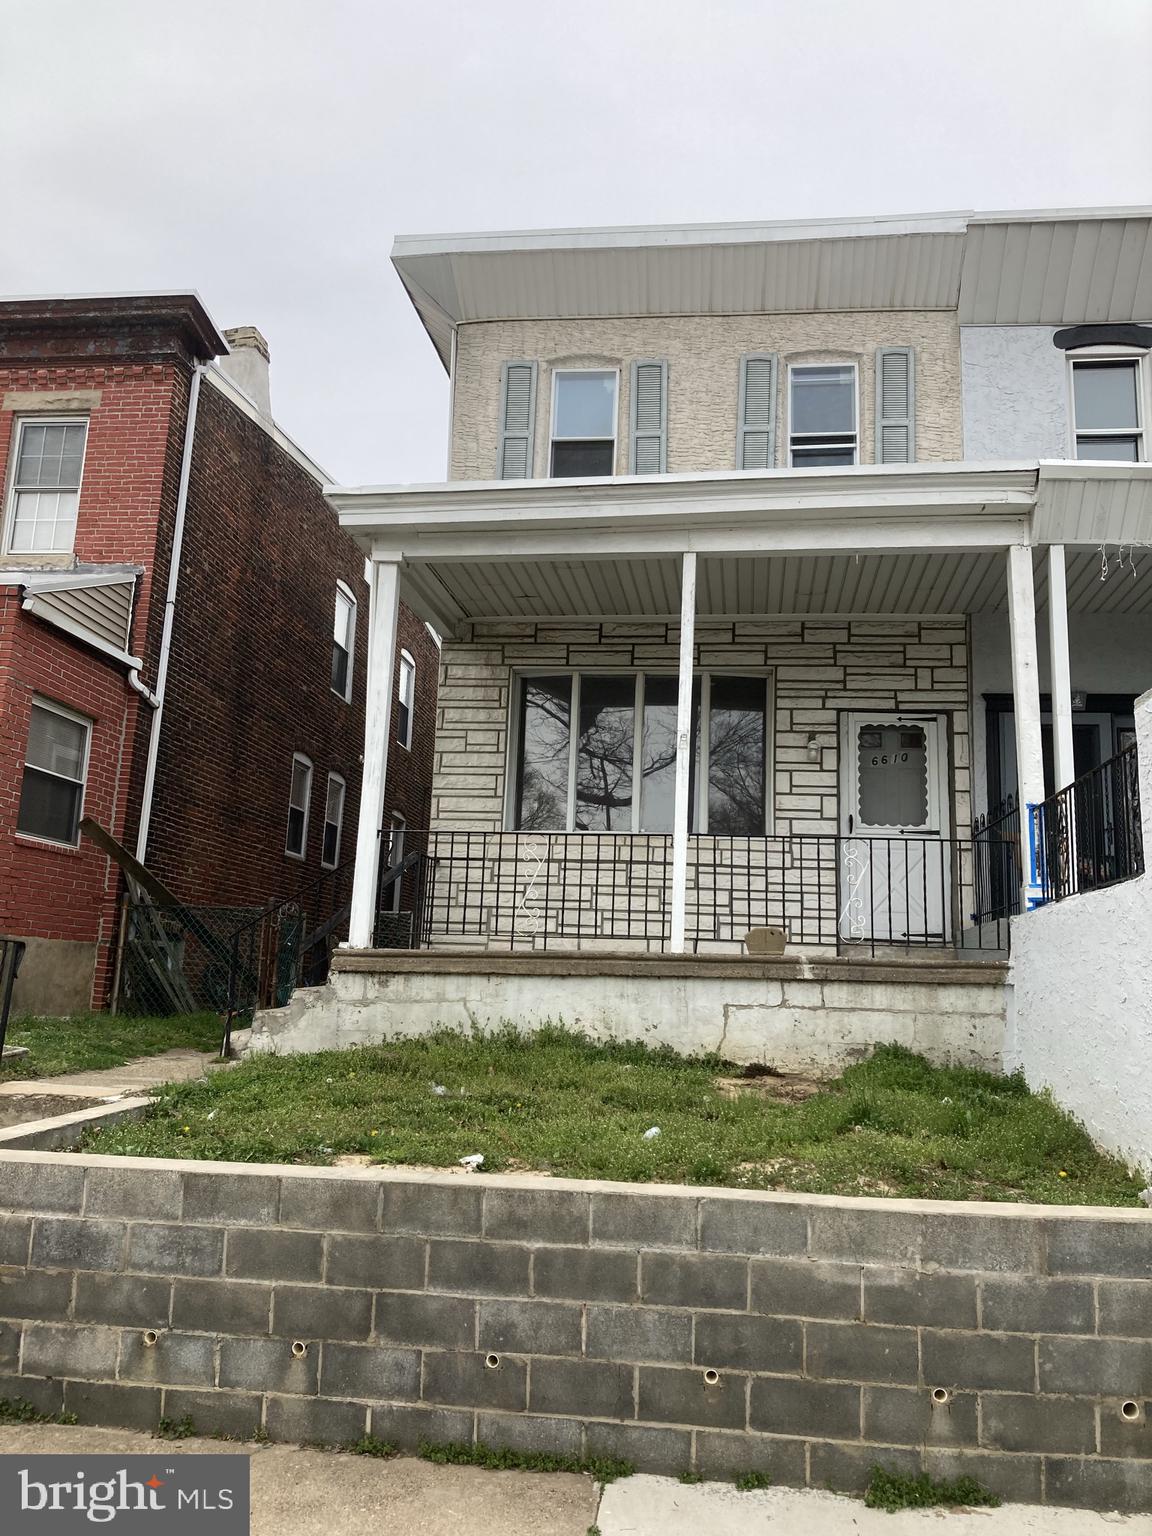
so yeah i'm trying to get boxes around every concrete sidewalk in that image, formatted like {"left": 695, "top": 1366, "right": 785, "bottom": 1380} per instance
{"left": 1, "top": 1426, "right": 1149, "bottom": 1534}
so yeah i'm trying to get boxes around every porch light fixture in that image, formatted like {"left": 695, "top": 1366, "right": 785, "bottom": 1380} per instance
{"left": 806, "top": 734, "right": 821, "bottom": 762}
{"left": 1071, "top": 691, "right": 1087, "bottom": 711}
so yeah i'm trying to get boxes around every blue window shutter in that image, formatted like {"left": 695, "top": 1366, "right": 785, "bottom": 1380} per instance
{"left": 629, "top": 359, "right": 668, "bottom": 474}
{"left": 876, "top": 347, "right": 916, "bottom": 463}
{"left": 737, "top": 354, "right": 778, "bottom": 469}
{"left": 497, "top": 361, "right": 537, "bottom": 478}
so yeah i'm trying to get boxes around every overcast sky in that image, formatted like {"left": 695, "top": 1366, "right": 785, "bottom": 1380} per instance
{"left": 3, "top": 0, "right": 1150, "bottom": 485}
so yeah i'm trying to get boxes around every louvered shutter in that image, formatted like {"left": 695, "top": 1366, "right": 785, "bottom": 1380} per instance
{"left": 876, "top": 347, "right": 916, "bottom": 463}
{"left": 497, "top": 361, "right": 537, "bottom": 478}
{"left": 737, "top": 354, "right": 778, "bottom": 469}
{"left": 629, "top": 359, "right": 668, "bottom": 474}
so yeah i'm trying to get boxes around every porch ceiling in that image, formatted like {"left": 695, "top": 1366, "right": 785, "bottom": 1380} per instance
{"left": 402, "top": 545, "right": 1152, "bottom": 629}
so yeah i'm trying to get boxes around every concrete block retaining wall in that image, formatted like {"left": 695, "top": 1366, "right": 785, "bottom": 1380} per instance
{"left": 1, "top": 1153, "right": 1150, "bottom": 1511}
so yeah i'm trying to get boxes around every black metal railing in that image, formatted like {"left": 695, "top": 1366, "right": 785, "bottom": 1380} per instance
{"left": 972, "top": 798, "right": 1022, "bottom": 924}
{"left": 1034, "top": 746, "right": 1144, "bottom": 904}
{"left": 380, "top": 831, "right": 1013, "bottom": 957}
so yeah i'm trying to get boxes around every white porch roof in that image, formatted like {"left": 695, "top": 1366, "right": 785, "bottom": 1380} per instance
{"left": 327, "top": 462, "right": 1152, "bottom": 636}
{"left": 392, "top": 207, "right": 1152, "bottom": 368}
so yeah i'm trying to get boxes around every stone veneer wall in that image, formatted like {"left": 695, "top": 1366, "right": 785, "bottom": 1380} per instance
{"left": 1, "top": 1154, "right": 1149, "bottom": 1512}
{"left": 432, "top": 617, "right": 971, "bottom": 838}
{"left": 449, "top": 312, "right": 963, "bottom": 481}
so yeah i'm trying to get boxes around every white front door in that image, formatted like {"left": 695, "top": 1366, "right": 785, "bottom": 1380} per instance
{"left": 838, "top": 714, "right": 951, "bottom": 944}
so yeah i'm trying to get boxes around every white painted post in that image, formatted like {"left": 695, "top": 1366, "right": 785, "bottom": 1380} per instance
{"left": 1047, "top": 544, "right": 1075, "bottom": 793}
{"left": 670, "top": 551, "right": 697, "bottom": 953}
{"left": 347, "top": 560, "right": 401, "bottom": 949}
{"left": 1006, "top": 545, "right": 1045, "bottom": 908}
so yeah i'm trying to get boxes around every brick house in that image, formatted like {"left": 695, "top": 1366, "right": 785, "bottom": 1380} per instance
{"left": 0, "top": 295, "right": 436, "bottom": 1014}
{"left": 252, "top": 207, "right": 1152, "bottom": 1081}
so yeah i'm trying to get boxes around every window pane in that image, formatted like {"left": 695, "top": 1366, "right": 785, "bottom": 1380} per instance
{"left": 17, "top": 766, "right": 83, "bottom": 844}
{"left": 16, "top": 422, "right": 86, "bottom": 488}
{"left": 857, "top": 724, "right": 928, "bottom": 827}
{"left": 551, "top": 440, "right": 615, "bottom": 477}
{"left": 333, "top": 590, "right": 353, "bottom": 645}
{"left": 286, "top": 805, "right": 305, "bottom": 854}
{"left": 27, "top": 705, "right": 86, "bottom": 779}
{"left": 10, "top": 489, "right": 79, "bottom": 553}
{"left": 791, "top": 444, "right": 856, "bottom": 467}
{"left": 791, "top": 366, "right": 855, "bottom": 435}
{"left": 516, "top": 677, "right": 571, "bottom": 830}
{"left": 554, "top": 372, "right": 616, "bottom": 438}
{"left": 707, "top": 677, "right": 766, "bottom": 834}
{"left": 1073, "top": 362, "right": 1139, "bottom": 430}
{"left": 331, "top": 642, "right": 349, "bottom": 696}
{"left": 399, "top": 656, "right": 415, "bottom": 707}
{"left": 322, "top": 821, "right": 340, "bottom": 866}
{"left": 575, "top": 676, "right": 635, "bottom": 831}
{"left": 290, "top": 760, "right": 311, "bottom": 810}
{"left": 325, "top": 777, "right": 344, "bottom": 823}
{"left": 639, "top": 675, "right": 701, "bottom": 833}
{"left": 1075, "top": 434, "right": 1140, "bottom": 461}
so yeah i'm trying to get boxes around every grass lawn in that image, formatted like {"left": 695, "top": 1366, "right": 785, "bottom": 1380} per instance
{"left": 2, "top": 1012, "right": 221, "bottom": 1080}
{"left": 84, "top": 1027, "right": 1144, "bottom": 1205}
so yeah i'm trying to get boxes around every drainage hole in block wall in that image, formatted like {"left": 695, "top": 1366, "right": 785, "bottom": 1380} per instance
{"left": 484, "top": 1354, "right": 501, "bottom": 1370}
{"left": 703, "top": 1369, "right": 720, "bottom": 1387}
{"left": 931, "top": 1388, "right": 951, "bottom": 1406}
{"left": 291, "top": 1341, "right": 309, "bottom": 1359}
{"left": 142, "top": 1330, "right": 160, "bottom": 1348}
{"left": 1121, "top": 1400, "right": 1141, "bottom": 1422}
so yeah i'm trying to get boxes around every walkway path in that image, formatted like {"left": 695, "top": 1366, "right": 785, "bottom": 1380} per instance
{"left": 0, "top": 1427, "right": 1147, "bottom": 1535}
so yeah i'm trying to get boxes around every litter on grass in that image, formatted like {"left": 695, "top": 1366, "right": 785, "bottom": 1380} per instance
{"left": 459, "top": 1153, "right": 485, "bottom": 1169}
{"left": 431, "top": 1084, "right": 447, "bottom": 1096}
{"left": 643, "top": 1127, "right": 661, "bottom": 1140}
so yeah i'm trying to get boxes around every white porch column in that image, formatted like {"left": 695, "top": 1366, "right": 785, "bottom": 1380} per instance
{"left": 1006, "top": 545, "right": 1045, "bottom": 907}
{"left": 1047, "top": 544, "right": 1075, "bottom": 793}
{"left": 347, "top": 560, "right": 401, "bottom": 949}
{"left": 670, "top": 551, "right": 697, "bottom": 954}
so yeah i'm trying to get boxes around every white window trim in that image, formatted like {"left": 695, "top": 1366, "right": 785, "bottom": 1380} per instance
{"left": 549, "top": 367, "right": 620, "bottom": 475}
{"left": 1066, "top": 347, "right": 1150, "bottom": 462}
{"left": 397, "top": 649, "right": 415, "bottom": 750}
{"left": 321, "top": 771, "right": 346, "bottom": 869}
{"left": 331, "top": 581, "right": 357, "bottom": 702}
{"left": 3, "top": 415, "right": 90, "bottom": 557}
{"left": 786, "top": 362, "right": 859, "bottom": 467}
{"left": 504, "top": 667, "right": 775, "bottom": 835}
{"left": 285, "top": 753, "right": 313, "bottom": 860}
{"left": 18, "top": 696, "right": 93, "bottom": 848}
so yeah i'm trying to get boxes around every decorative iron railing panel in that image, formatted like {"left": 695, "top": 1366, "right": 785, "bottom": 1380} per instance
{"left": 1034, "top": 746, "right": 1144, "bottom": 904}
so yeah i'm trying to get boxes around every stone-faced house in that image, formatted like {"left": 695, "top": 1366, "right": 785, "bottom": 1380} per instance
{"left": 256, "top": 208, "right": 1152, "bottom": 1070}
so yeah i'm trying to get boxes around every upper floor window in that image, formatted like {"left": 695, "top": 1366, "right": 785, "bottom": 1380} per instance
{"left": 788, "top": 365, "right": 857, "bottom": 467}
{"left": 332, "top": 582, "right": 356, "bottom": 700}
{"left": 550, "top": 370, "right": 617, "bottom": 477}
{"left": 321, "top": 772, "right": 346, "bottom": 868}
{"left": 17, "top": 698, "right": 91, "bottom": 846}
{"left": 397, "top": 649, "right": 415, "bottom": 749}
{"left": 285, "top": 753, "right": 313, "bottom": 859}
{"left": 5, "top": 418, "right": 89, "bottom": 555}
{"left": 1072, "top": 358, "right": 1146, "bottom": 461}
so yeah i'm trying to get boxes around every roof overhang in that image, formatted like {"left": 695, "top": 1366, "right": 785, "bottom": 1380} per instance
{"left": 328, "top": 462, "right": 1152, "bottom": 635}
{"left": 0, "top": 292, "right": 228, "bottom": 364}
{"left": 392, "top": 207, "right": 1152, "bottom": 369}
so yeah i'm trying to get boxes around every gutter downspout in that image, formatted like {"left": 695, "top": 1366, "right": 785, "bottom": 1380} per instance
{"left": 134, "top": 362, "right": 204, "bottom": 863}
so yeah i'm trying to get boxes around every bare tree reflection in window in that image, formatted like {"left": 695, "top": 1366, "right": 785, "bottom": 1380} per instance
{"left": 516, "top": 678, "right": 571, "bottom": 830}
{"left": 708, "top": 677, "right": 767, "bottom": 834}
{"left": 575, "top": 676, "right": 635, "bottom": 830}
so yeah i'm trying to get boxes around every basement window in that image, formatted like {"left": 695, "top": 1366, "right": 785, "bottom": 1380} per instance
{"left": 285, "top": 754, "right": 313, "bottom": 859}
{"left": 550, "top": 370, "right": 618, "bottom": 477}
{"left": 5, "top": 418, "right": 89, "bottom": 554}
{"left": 17, "top": 698, "right": 91, "bottom": 846}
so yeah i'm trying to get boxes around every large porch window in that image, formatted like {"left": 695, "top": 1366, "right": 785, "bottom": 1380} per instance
{"left": 511, "top": 672, "right": 771, "bottom": 834}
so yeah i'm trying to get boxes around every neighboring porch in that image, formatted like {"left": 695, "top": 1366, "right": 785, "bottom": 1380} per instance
{"left": 334, "top": 461, "right": 1152, "bottom": 964}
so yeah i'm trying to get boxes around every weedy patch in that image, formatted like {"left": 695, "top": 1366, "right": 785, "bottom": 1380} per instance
{"left": 0, "top": 1397, "right": 78, "bottom": 1427}
{"left": 865, "top": 1466, "right": 1000, "bottom": 1512}
{"left": 346, "top": 1435, "right": 397, "bottom": 1458}
{"left": 418, "top": 1439, "right": 633, "bottom": 1482}
{"left": 734, "top": 1470, "right": 773, "bottom": 1491}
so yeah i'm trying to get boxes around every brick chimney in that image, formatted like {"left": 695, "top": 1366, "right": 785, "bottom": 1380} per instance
{"left": 219, "top": 325, "right": 271, "bottom": 417}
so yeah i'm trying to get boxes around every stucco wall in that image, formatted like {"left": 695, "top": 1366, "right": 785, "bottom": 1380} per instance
{"left": 961, "top": 327, "right": 1070, "bottom": 460}
{"left": 1006, "top": 689, "right": 1152, "bottom": 1173}
{"left": 451, "top": 313, "right": 963, "bottom": 481}
{"left": 969, "top": 612, "right": 1152, "bottom": 818}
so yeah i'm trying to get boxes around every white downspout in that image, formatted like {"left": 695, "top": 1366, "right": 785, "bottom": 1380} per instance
{"left": 134, "top": 362, "right": 205, "bottom": 863}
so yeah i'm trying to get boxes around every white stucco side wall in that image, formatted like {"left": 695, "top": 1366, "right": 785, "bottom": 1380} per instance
{"left": 961, "top": 326, "right": 1069, "bottom": 460}
{"left": 1006, "top": 687, "right": 1152, "bottom": 1174}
